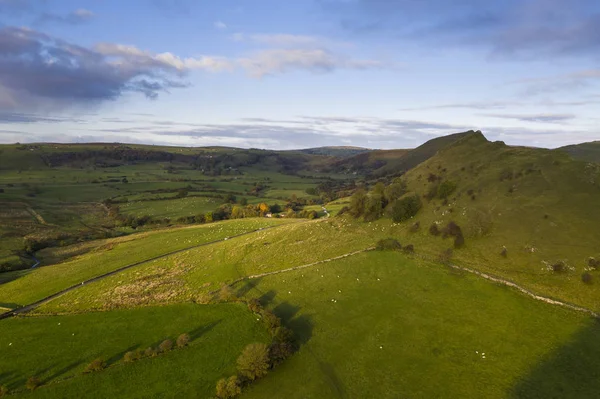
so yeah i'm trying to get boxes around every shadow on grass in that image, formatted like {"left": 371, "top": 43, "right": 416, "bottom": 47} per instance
{"left": 235, "top": 278, "right": 263, "bottom": 298}
{"left": 106, "top": 344, "right": 139, "bottom": 367}
{"left": 43, "top": 360, "right": 84, "bottom": 384}
{"left": 0, "top": 270, "right": 30, "bottom": 286}
{"left": 510, "top": 320, "right": 600, "bottom": 399}
{"left": 272, "top": 301, "right": 314, "bottom": 346}
{"left": 258, "top": 290, "right": 277, "bottom": 306}
{"left": 0, "top": 302, "right": 21, "bottom": 310}
{"left": 189, "top": 319, "right": 222, "bottom": 341}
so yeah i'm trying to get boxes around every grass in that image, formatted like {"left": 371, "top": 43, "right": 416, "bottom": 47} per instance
{"left": 118, "top": 196, "right": 222, "bottom": 218}
{"left": 0, "top": 218, "right": 297, "bottom": 307}
{"left": 0, "top": 303, "right": 270, "bottom": 398}
{"left": 235, "top": 251, "right": 600, "bottom": 398}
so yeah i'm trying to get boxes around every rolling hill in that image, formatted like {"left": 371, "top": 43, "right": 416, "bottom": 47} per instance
{"left": 559, "top": 141, "right": 600, "bottom": 163}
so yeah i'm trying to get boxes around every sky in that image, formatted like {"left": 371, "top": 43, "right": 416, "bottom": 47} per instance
{"left": 0, "top": 0, "right": 599, "bottom": 150}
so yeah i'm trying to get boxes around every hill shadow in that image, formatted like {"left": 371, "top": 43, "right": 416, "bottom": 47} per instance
{"left": 510, "top": 320, "right": 600, "bottom": 399}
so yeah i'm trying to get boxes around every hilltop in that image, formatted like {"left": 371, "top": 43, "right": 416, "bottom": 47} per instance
{"left": 559, "top": 141, "right": 600, "bottom": 163}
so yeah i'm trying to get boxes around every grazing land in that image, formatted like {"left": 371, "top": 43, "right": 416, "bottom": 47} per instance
{"left": 1, "top": 132, "right": 600, "bottom": 398}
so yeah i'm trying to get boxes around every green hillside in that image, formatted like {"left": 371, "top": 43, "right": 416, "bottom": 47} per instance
{"left": 2, "top": 132, "right": 600, "bottom": 398}
{"left": 559, "top": 141, "right": 600, "bottom": 163}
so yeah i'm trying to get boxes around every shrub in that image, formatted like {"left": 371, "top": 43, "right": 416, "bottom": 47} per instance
{"left": 123, "top": 351, "right": 137, "bottom": 363}
{"left": 237, "top": 343, "right": 270, "bottom": 381}
{"left": 437, "top": 181, "right": 457, "bottom": 200}
{"left": 582, "top": 273, "right": 593, "bottom": 284}
{"left": 500, "top": 247, "right": 508, "bottom": 258}
{"left": 84, "top": 358, "right": 105, "bottom": 373}
{"left": 144, "top": 347, "right": 158, "bottom": 357}
{"left": 588, "top": 257, "right": 599, "bottom": 270}
{"left": 438, "top": 248, "right": 453, "bottom": 265}
{"left": 429, "top": 223, "right": 441, "bottom": 236}
{"left": 159, "top": 339, "right": 174, "bottom": 353}
{"left": 260, "top": 309, "right": 281, "bottom": 332}
{"left": 273, "top": 326, "right": 295, "bottom": 344}
{"left": 26, "top": 376, "right": 41, "bottom": 391}
{"left": 390, "top": 195, "right": 422, "bottom": 222}
{"left": 0, "top": 384, "right": 8, "bottom": 397}
{"left": 269, "top": 341, "right": 295, "bottom": 366}
{"left": 409, "top": 221, "right": 420, "bottom": 232}
{"left": 247, "top": 298, "right": 263, "bottom": 314}
{"left": 177, "top": 333, "right": 190, "bottom": 348}
{"left": 216, "top": 376, "right": 242, "bottom": 399}
{"left": 552, "top": 261, "right": 566, "bottom": 273}
{"left": 403, "top": 244, "right": 415, "bottom": 254}
{"left": 376, "top": 238, "right": 402, "bottom": 251}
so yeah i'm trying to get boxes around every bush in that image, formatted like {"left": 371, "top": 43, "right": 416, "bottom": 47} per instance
{"left": 500, "top": 247, "right": 508, "bottom": 258}
{"left": 437, "top": 181, "right": 457, "bottom": 200}
{"left": 429, "top": 223, "right": 441, "bottom": 236}
{"left": 144, "top": 347, "right": 158, "bottom": 357}
{"left": 123, "top": 351, "right": 137, "bottom": 363}
{"left": 177, "top": 333, "right": 190, "bottom": 348}
{"left": 26, "top": 376, "right": 41, "bottom": 391}
{"left": 159, "top": 339, "right": 174, "bottom": 353}
{"left": 260, "top": 309, "right": 281, "bottom": 332}
{"left": 376, "top": 238, "right": 402, "bottom": 251}
{"left": 403, "top": 244, "right": 414, "bottom": 254}
{"left": 552, "top": 261, "right": 566, "bottom": 273}
{"left": 582, "top": 272, "right": 593, "bottom": 284}
{"left": 219, "top": 284, "right": 237, "bottom": 302}
{"left": 237, "top": 343, "right": 270, "bottom": 381}
{"left": 409, "top": 221, "right": 420, "bottom": 232}
{"left": 269, "top": 341, "right": 295, "bottom": 366}
{"left": 390, "top": 194, "right": 422, "bottom": 222}
{"left": 216, "top": 376, "right": 242, "bottom": 399}
{"left": 247, "top": 298, "right": 263, "bottom": 314}
{"left": 84, "top": 358, "right": 105, "bottom": 373}
{"left": 438, "top": 248, "right": 453, "bottom": 265}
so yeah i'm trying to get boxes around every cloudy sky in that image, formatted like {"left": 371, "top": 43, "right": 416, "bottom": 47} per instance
{"left": 0, "top": 0, "right": 599, "bottom": 149}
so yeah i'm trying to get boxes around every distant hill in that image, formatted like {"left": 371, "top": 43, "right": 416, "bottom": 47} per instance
{"left": 558, "top": 141, "right": 600, "bottom": 163}
{"left": 296, "top": 146, "right": 370, "bottom": 158}
{"left": 328, "top": 130, "right": 479, "bottom": 177}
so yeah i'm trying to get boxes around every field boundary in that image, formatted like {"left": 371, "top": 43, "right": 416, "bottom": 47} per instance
{"left": 0, "top": 222, "right": 293, "bottom": 320}
{"left": 230, "top": 247, "right": 375, "bottom": 286}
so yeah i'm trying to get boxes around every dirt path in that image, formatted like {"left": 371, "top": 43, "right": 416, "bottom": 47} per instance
{"left": 26, "top": 206, "right": 47, "bottom": 225}
{"left": 0, "top": 223, "right": 291, "bottom": 320}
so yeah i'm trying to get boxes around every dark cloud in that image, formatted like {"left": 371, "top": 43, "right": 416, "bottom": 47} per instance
{"left": 323, "top": 0, "right": 600, "bottom": 60}
{"left": 35, "top": 9, "right": 94, "bottom": 26}
{"left": 0, "top": 26, "right": 198, "bottom": 111}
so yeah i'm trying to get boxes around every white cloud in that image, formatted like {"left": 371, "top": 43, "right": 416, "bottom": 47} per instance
{"left": 214, "top": 20, "right": 227, "bottom": 30}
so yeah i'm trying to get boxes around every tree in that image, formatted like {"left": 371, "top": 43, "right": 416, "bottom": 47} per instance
{"left": 349, "top": 188, "right": 367, "bottom": 218}
{"left": 26, "top": 376, "right": 41, "bottom": 391}
{"left": 390, "top": 195, "right": 422, "bottom": 223}
{"left": 363, "top": 193, "right": 384, "bottom": 221}
{"left": 216, "top": 376, "right": 242, "bottom": 399}
{"left": 231, "top": 206, "right": 243, "bottom": 219}
{"left": 269, "top": 203, "right": 282, "bottom": 213}
{"left": 384, "top": 179, "right": 407, "bottom": 203}
{"left": 437, "top": 180, "right": 457, "bottom": 200}
{"left": 159, "top": 339, "right": 174, "bottom": 353}
{"left": 239, "top": 198, "right": 248, "bottom": 206}
{"left": 177, "top": 333, "right": 190, "bottom": 348}
{"left": 123, "top": 351, "right": 137, "bottom": 363}
{"left": 219, "top": 284, "right": 236, "bottom": 302}
{"left": 258, "top": 203, "right": 270, "bottom": 215}
{"left": 144, "top": 347, "right": 158, "bottom": 357}
{"left": 237, "top": 343, "right": 270, "bottom": 381}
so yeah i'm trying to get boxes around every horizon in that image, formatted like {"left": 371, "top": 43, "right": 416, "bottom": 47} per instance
{"left": 1, "top": 0, "right": 599, "bottom": 150}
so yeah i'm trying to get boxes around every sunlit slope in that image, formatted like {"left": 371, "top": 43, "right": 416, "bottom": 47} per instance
{"left": 0, "top": 218, "right": 296, "bottom": 308}
{"left": 396, "top": 131, "right": 600, "bottom": 309}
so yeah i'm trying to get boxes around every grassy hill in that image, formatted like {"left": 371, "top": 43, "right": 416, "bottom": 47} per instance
{"left": 328, "top": 130, "right": 476, "bottom": 177}
{"left": 2, "top": 132, "right": 600, "bottom": 398}
{"left": 559, "top": 141, "right": 600, "bottom": 163}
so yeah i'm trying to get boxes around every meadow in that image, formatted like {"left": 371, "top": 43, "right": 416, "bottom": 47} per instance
{"left": 0, "top": 303, "right": 270, "bottom": 398}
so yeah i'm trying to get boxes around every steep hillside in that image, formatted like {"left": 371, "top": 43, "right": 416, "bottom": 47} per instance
{"left": 559, "top": 141, "right": 600, "bottom": 163}
{"left": 397, "top": 131, "right": 600, "bottom": 309}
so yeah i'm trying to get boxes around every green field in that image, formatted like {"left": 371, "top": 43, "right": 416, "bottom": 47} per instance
{"left": 0, "top": 303, "right": 269, "bottom": 398}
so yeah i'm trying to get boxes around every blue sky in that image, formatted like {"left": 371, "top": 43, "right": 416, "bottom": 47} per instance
{"left": 0, "top": 0, "right": 598, "bottom": 149}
